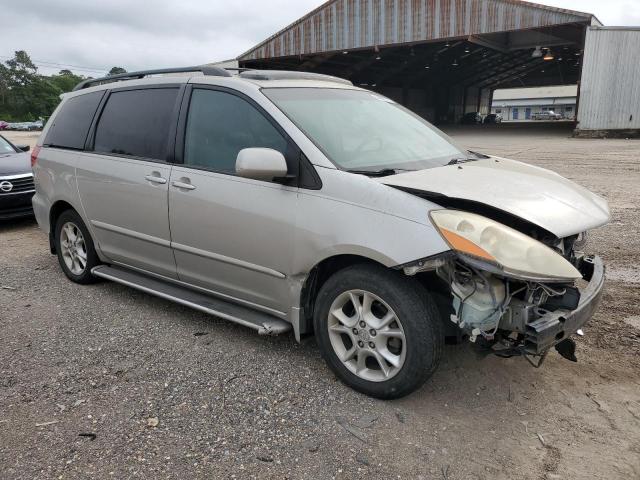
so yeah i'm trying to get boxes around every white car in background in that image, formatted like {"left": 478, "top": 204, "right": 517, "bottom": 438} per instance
{"left": 532, "top": 110, "right": 563, "bottom": 121}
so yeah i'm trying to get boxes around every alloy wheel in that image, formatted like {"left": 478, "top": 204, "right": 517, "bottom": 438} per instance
{"left": 327, "top": 289, "right": 406, "bottom": 382}
{"left": 60, "top": 221, "right": 88, "bottom": 275}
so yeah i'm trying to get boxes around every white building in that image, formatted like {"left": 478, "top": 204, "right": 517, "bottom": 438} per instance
{"left": 491, "top": 85, "right": 577, "bottom": 121}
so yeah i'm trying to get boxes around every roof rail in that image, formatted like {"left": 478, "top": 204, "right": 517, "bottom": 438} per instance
{"left": 72, "top": 65, "right": 232, "bottom": 91}
{"left": 239, "top": 70, "right": 353, "bottom": 86}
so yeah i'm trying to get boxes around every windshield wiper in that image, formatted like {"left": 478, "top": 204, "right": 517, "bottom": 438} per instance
{"left": 447, "top": 157, "right": 478, "bottom": 166}
{"left": 346, "top": 168, "right": 401, "bottom": 177}
{"left": 468, "top": 150, "right": 490, "bottom": 159}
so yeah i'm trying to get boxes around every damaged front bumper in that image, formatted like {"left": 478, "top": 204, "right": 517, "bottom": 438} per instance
{"left": 522, "top": 255, "right": 604, "bottom": 354}
{"left": 429, "top": 251, "right": 606, "bottom": 361}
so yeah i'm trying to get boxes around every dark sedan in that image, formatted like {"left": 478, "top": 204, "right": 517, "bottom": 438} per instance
{"left": 461, "top": 112, "right": 483, "bottom": 124}
{"left": 483, "top": 113, "right": 503, "bottom": 124}
{"left": 0, "top": 134, "right": 35, "bottom": 219}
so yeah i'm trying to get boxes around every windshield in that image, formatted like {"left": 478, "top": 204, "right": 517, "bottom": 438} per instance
{"left": 263, "top": 88, "right": 469, "bottom": 172}
{"left": 0, "top": 136, "right": 17, "bottom": 155}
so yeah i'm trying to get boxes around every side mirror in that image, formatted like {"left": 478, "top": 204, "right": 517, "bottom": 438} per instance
{"left": 235, "top": 148, "right": 288, "bottom": 182}
{"left": 17, "top": 145, "right": 30, "bottom": 152}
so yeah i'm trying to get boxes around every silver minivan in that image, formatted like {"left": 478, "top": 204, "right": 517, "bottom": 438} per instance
{"left": 32, "top": 67, "right": 609, "bottom": 399}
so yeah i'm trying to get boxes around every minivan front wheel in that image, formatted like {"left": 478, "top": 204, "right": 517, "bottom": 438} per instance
{"left": 54, "top": 210, "right": 100, "bottom": 284}
{"left": 314, "top": 264, "right": 443, "bottom": 399}
{"left": 327, "top": 289, "right": 407, "bottom": 382}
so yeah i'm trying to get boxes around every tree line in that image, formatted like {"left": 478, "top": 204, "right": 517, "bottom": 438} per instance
{"left": 0, "top": 51, "right": 126, "bottom": 122}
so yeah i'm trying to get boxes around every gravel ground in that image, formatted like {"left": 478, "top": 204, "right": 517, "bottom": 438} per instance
{"left": 1, "top": 126, "right": 639, "bottom": 480}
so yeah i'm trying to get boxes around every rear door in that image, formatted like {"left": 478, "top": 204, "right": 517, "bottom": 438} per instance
{"left": 168, "top": 86, "right": 299, "bottom": 313}
{"left": 76, "top": 86, "right": 183, "bottom": 278}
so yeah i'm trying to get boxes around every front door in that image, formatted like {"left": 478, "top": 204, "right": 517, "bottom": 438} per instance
{"left": 77, "top": 87, "right": 181, "bottom": 278}
{"left": 513, "top": 108, "right": 519, "bottom": 120}
{"left": 168, "top": 87, "right": 298, "bottom": 313}
{"left": 525, "top": 108, "right": 532, "bottom": 120}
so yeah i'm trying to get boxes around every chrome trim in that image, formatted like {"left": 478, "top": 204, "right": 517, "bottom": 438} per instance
{"left": 0, "top": 173, "right": 33, "bottom": 181}
{"left": 90, "top": 220, "right": 171, "bottom": 247}
{"left": 111, "top": 260, "right": 287, "bottom": 318}
{"left": 0, "top": 189, "right": 35, "bottom": 196}
{"left": 171, "top": 242, "right": 286, "bottom": 279}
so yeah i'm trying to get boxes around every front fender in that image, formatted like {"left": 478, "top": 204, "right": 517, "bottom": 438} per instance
{"left": 294, "top": 169, "right": 451, "bottom": 275}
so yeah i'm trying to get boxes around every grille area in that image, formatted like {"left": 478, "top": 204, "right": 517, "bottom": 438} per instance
{"left": 0, "top": 174, "right": 34, "bottom": 194}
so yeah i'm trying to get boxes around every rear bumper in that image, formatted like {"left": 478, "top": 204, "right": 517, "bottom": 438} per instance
{"left": 525, "top": 255, "right": 605, "bottom": 354}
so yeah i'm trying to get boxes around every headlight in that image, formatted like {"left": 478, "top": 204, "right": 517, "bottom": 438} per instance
{"left": 430, "top": 210, "right": 581, "bottom": 282}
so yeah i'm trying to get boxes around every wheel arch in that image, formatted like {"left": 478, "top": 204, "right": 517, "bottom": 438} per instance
{"left": 48, "top": 200, "right": 78, "bottom": 253}
{"left": 295, "top": 251, "right": 456, "bottom": 342}
{"left": 297, "top": 254, "right": 389, "bottom": 339}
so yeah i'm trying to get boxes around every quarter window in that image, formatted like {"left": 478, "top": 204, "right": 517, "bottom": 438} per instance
{"left": 183, "top": 89, "right": 288, "bottom": 173}
{"left": 94, "top": 88, "right": 179, "bottom": 160}
{"left": 44, "top": 91, "right": 104, "bottom": 150}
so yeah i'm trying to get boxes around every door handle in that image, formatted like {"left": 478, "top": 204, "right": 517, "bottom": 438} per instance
{"left": 145, "top": 175, "right": 167, "bottom": 184}
{"left": 171, "top": 181, "right": 196, "bottom": 191}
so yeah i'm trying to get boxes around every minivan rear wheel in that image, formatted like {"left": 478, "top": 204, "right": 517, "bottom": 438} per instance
{"left": 313, "top": 264, "right": 443, "bottom": 399}
{"left": 54, "top": 210, "right": 100, "bottom": 284}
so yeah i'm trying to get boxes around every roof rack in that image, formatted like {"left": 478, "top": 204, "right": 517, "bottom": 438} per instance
{"left": 72, "top": 65, "right": 232, "bottom": 91}
{"left": 239, "top": 70, "right": 353, "bottom": 86}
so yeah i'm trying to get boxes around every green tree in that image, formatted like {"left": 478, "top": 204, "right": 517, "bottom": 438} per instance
{"left": 5, "top": 50, "right": 37, "bottom": 86}
{"left": 0, "top": 51, "right": 88, "bottom": 121}
{"left": 108, "top": 66, "right": 127, "bottom": 76}
{"left": 50, "top": 69, "right": 85, "bottom": 93}
{"left": 0, "top": 51, "right": 40, "bottom": 119}
{"left": 0, "top": 64, "right": 8, "bottom": 111}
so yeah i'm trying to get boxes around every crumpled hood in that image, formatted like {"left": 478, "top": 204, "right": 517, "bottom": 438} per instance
{"left": 378, "top": 157, "right": 610, "bottom": 238}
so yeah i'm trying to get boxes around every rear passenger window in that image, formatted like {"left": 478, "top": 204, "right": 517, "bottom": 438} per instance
{"left": 94, "top": 88, "right": 179, "bottom": 160}
{"left": 44, "top": 91, "right": 104, "bottom": 149}
{"left": 184, "top": 89, "right": 288, "bottom": 173}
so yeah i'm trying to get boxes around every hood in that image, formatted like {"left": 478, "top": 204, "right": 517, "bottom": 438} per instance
{"left": 0, "top": 151, "right": 31, "bottom": 176}
{"left": 378, "top": 157, "right": 610, "bottom": 238}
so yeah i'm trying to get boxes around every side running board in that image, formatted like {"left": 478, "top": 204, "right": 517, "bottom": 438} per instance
{"left": 91, "top": 265, "right": 292, "bottom": 336}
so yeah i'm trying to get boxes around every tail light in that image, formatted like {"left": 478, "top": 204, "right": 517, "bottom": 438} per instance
{"left": 30, "top": 145, "right": 41, "bottom": 168}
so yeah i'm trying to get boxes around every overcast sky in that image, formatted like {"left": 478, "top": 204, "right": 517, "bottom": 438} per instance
{"left": 2, "top": 0, "right": 638, "bottom": 77}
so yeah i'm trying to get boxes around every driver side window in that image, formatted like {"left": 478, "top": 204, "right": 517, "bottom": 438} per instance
{"left": 184, "top": 89, "right": 288, "bottom": 174}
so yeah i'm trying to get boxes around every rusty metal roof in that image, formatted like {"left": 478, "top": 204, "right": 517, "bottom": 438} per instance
{"left": 239, "top": 0, "right": 594, "bottom": 61}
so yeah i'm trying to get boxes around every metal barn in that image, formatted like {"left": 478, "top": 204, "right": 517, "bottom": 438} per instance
{"left": 237, "top": 0, "right": 639, "bottom": 135}
{"left": 576, "top": 26, "right": 640, "bottom": 136}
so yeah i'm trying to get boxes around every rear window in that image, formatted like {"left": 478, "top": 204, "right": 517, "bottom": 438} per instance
{"left": 44, "top": 91, "right": 104, "bottom": 149}
{"left": 93, "top": 88, "right": 179, "bottom": 160}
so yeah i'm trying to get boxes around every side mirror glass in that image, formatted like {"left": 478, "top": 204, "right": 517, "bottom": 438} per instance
{"left": 235, "top": 148, "right": 288, "bottom": 182}
{"left": 17, "top": 145, "right": 30, "bottom": 152}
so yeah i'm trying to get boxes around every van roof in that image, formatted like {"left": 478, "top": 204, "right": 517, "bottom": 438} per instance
{"left": 72, "top": 66, "right": 353, "bottom": 93}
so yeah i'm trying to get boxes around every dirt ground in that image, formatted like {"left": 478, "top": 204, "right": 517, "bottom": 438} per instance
{"left": 1, "top": 125, "right": 639, "bottom": 480}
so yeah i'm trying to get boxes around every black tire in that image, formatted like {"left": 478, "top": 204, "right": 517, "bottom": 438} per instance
{"left": 54, "top": 209, "right": 101, "bottom": 284}
{"left": 313, "top": 263, "right": 444, "bottom": 399}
